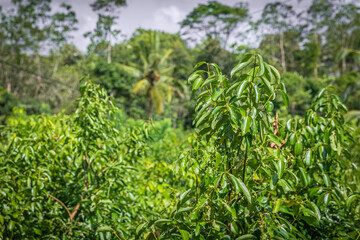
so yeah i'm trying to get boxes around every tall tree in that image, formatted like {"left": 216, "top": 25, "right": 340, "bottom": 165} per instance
{"left": 0, "top": 0, "right": 77, "bottom": 98}
{"left": 325, "top": 2, "right": 360, "bottom": 75}
{"left": 85, "top": 0, "right": 126, "bottom": 63}
{"left": 259, "top": 2, "right": 296, "bottom": 72}
{"left": 180, "top": 1, "right": 249, "bottom": 47}
{"left": 118, "top": 30, "right": 186, "bottom": 118}
{"left": 305, "top": 0, "right": 334, "bottom": 79}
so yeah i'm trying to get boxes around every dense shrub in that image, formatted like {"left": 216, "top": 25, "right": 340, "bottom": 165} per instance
{"left": 142, "top": 54, "right": 360, "bottom": 239}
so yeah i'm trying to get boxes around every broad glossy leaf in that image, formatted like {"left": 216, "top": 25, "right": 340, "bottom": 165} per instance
{"left": 310, "top": 202, "right": 321, "bottom": 222}
{"left": 231, "top": 61, "right": 251, "bottom": 77}
{"left": 304, "top": 150, "right": 312, "bottom": 167}
{"left": 188, "top": 70, "right": 205, "bottom": 83}
{"left": 273, "top": 199, "right": 281, "bottom": 213}
{"left": 260, "top": 76, "right": 273, "bottom": 94}
{"left": 193, "top": 77, "right": 203, "bottom": 90}
{"left": 237, "top": 81, "right": 248, "bottom": 97}
{"left": 299, "top": 167, "right": 308, "bottom": 187}
{"left": 212, "top": 88, "right": 224, "bottom": 101}
{"left": 228, "top": 174, "right": 252, "bottom": 203}
{"left": 279, "top": 89, "right": 289, "bottom": 109}
{"left": 294, "top": 140, "right": 303, "bottom": 155}
{"left": 236, "top": 234, "right": 257, "bottom": 240}
{"left": 322, "top": 173, "right": 331, "bottom": 187}
{"left": 242, "top": 116, "right": 252, "bottom": 135}
{"left": 269, "top": 65, "right": 281, "bottom": 82}
{"left": 193, "top": 61, "right": 206, "bottom": 71}
{"left": 180, "top": 230, "right": 190, "bottom": 240}
{"left": 257, "top": 54, "right": 265, "bottom": 76}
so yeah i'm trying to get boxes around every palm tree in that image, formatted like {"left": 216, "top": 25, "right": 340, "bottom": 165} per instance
{"left": 118, "top": 31, "right": 183, "bottom": 118}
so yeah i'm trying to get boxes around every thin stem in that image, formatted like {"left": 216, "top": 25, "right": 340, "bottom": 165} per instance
{"left": 242, "top": 140, "right": 248, "bottom": 183}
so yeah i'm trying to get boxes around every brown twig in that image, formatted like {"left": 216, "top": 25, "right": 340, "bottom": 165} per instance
{"left": 49, "top": 161, "right": 114, "bottom": 239}
{"left": 48, "top": 193, "right": 72, "bottom": 219}
{"left": 270, "top": 112, "right": 281, "bottom": 149}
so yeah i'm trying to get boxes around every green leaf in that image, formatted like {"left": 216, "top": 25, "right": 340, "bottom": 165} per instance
{"left": 226, "top": 81, "right": 242, "bottom": 94}
{"left": 8, "top": 220, "right": 14, "bottom": 231}
{"left": 266, "top": 101, "right": 274, "bottom": 112}
{"left": 322, "top": 173, "right": 331, "bottom": 188}
{"left": 180, "top": 189, "right": 192, "bottom": 201}
{"left": 176, "top": 207, "right": 194, "bottom": 215}
{"left": 299, "top": 168, "right": 308, "bottom": 187}
{"left": 229, "top": 106, "right": 238, "bottom": 125}
{"left": 278, "top": 158, "right": 285, "bottom": 179}
{"left": 236, "top": 234, "right": 257, "bottom": 240}
{"left": 269, "top": 65, "right": 281, "bottom": 82}
{"left": 257, "top": 55, "right": 265, "bottom": 76}
{"left": 304, "top": 150, "right": 312, "bottom": 167}
{"left": 136, "top": 223, "right": 147, "bottom": 235}
{"left": 212, "top": 88, "right": 224, "bottom": 101}
{"left": 279, "top": 89, "right": 289, "bottom": 109}
{"left": 272, "top": 173, "right": 279, "bottom": 187}
{"left": 278, "top": 179, "right": 293, "bottom": 193}
{"left": 196, "top": 111, "right": 211, "bottom": 128}
{"left": 228, "top": 174, "right": 252, "bottom": 203}
{"left": 242, "top": 116, "right": 252, "bottom": 135}
{"left": 188, "top": 70, "right": 205, "bottom": 83}
{"left": 193, "top": 61, "right": 206, "bottom": 71}
{"left": 268, "top": 134, "right": 281, "bottom": 146}
{"left": 180, "top": 230, "right": 190, "bottom": 240}
{"left": 210, "top": 63, "right": 222, "bottom": 75}
{"left": 223, "top": 202, "right": 237, "bottom": 218}
{"left": 294, "top": 140, "right": 303, "bottom": 156}
{"left": 317, "top": 88, "right": 326, "bottom": 99}
{"left": 273, "top": 199, "right": 281, "bottom": 213}
{"left": 231, "top": 61, "right": 251, "bottom": 77}
{"left": 237, "top": 81, "right": 248, "bottom": 97}
{"left": 260, "top": 76, "right": 273, "bottom": 94}
{"left": 253, "top": 84, "right": 259, "bottom": 103}
{"left": 193, "top": 77, "right": 203, "bottom": 90}
{"left": 310, "top": 202, "right": 321, "bottom": 222}
{"left": 346, "top": 195, "right": 358, "bottom": 208}
{"left": 97, "top": 226, "right": 113, "bottom": 232}
{"left": 154, "top": 219, "right": 172, "bottom": 226}
{"left": 202, "top": 75, "right": 217, "bottom": 87}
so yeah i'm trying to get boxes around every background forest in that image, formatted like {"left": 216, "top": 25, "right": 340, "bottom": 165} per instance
{"left": 0, "top": 0, "right": 360, "bottom": 239}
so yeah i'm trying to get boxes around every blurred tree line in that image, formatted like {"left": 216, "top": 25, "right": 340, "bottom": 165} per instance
{"left": 0, "top": 0, "right": 359, "bottom": 127}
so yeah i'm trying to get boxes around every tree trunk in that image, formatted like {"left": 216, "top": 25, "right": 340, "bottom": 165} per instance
{"left": 313, "top": 32, "right": 319, "bottom": 79}
{"left": 35, "top": 54, "right": 41, "bottom": 98}
{"left": 280, "top": 32, "right": 286, "bottom": 72}
{"left": 1, "top": 62, "right": 11, "bottom": 93}
{"left": 342, "top": 54, "right": 346, "bottom": 74}
{"left": 107, "top": 42, "right": 111, "bottom": 64}
{"left": 148, "top": 99, "right": 153, "bottom": 119}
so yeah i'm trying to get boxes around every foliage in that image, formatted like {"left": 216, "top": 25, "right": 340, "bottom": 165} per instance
{"left": 118, "top": 30, "right": 189, "bottom": 118}
{"left": 0, "top": 80, "right": 190, "bottom": 239}
{"left": 143, "top": 55, "right": 360, "bottom": 239}
{"left": 0, "top": 0, "right": 360, "bottom": 238}
{"left": 180, "top": 1, "right": 249, "bottom": 45}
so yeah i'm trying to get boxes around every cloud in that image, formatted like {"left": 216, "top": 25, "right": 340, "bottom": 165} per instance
{"left": 153, "top": 5, "right": 185, "bottom": 33}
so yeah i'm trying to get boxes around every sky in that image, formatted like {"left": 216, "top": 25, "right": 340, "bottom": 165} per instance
{"left": 1, "top": 0, "right": 313, "bottom": 52}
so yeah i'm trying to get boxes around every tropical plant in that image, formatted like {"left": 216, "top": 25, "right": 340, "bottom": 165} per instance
{"left": 142, "top": 54, "right": 360, "bottom": 239}
{"left": 118, "top": 31, "right": 183, "bottom": 118}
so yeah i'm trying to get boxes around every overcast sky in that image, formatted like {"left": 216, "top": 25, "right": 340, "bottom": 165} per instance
{"left": 1, "top": 0, "right": 313, "bottom": 52}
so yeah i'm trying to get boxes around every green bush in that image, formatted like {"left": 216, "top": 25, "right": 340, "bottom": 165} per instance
{"left": 0, "top": 54, "right": 359, "bottom": 240}
{"left": 143, "top": 54, "right": 360, "bottom": 239}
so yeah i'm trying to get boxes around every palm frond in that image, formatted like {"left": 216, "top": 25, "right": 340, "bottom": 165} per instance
{"left": 116, "top": 63, "right": 142, "bottom": 78}
{"left": 159, "top": 49, "right": 173, "bottom": 67}
{"left": 132, "top": 78, "right": 149, "bottom": 95}
{"left": 345, "top": 110, "right": 360, "bottom": 122}
{"left": 150, "top": 87, "right": 164, "bottom": 114}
